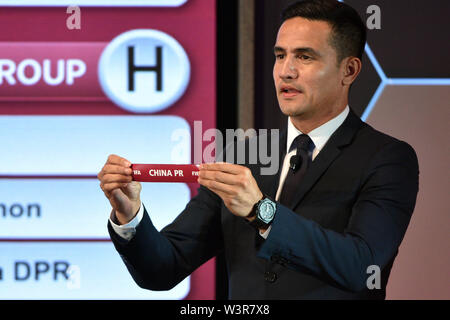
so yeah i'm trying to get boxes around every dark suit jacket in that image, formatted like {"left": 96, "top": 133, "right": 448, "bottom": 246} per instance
{"left": 108, "top": 109, "right": 419, "bottom": 299}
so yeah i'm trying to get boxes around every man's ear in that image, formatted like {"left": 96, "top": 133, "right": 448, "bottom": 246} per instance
{"left": 342, "top": 56, "right": 362, "bottom": 86}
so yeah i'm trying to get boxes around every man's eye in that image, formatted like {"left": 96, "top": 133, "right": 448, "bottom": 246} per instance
{"left": 298, "top": 55, "right": 311, "bottom": 60}
{"left": 275, "top": 54, "right": 285, "bottom": 59}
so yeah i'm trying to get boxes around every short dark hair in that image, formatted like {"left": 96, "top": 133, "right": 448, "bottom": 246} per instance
{"left": 281, "top": 0, "right": 366, "bottom": 63}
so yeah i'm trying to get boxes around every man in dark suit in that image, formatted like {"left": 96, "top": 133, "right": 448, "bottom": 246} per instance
{"left": 98, "top": 0, "right": 419, "bottom": 299}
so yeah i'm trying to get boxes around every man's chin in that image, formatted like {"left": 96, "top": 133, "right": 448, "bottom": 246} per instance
{"left": 279, "top": 104, "right": 308, "bottom": 118}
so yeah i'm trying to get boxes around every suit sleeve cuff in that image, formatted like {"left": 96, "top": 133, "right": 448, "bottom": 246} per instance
{"left": 108, "top": 203, "right": 145, "bottom": 241}
{"left": 259, "top": 225, "right": 272, "bottom": 239}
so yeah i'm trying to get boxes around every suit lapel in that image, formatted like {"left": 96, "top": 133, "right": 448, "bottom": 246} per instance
{"left": 289, "top": 109, "right": 364, "bottom": 209}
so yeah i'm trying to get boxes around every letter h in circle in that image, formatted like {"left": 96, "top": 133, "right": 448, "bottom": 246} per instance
{"left": 127, "top": 45, "right": 163, "bottom": 92}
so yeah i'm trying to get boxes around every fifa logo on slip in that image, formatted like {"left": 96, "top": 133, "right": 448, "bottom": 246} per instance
{"left": 98, "top": 29, "right": 191, "bottom": 113}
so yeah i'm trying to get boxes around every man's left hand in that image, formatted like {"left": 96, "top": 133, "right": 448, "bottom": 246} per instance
{"left": 198, "top": 163, "right": 263, "bottom": 220}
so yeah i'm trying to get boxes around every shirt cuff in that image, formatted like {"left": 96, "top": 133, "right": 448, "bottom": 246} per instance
{"left": 259, "top": 225, "right": 272, "bottom": 239}
{"left": 109, "top": 203, "right": 144, "bottom": 241}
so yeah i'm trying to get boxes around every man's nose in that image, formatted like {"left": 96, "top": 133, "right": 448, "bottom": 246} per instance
{"left": 279, "top": 58, "right": 298, "bottom": 79}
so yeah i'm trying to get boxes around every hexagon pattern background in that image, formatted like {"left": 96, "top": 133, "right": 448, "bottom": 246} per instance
{"left": 344, "top": 0, "right": 450, "bottom": 299}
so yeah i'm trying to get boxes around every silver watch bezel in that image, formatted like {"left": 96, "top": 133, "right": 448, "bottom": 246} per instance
{"left": 256, "top": 198, "right": 276, "bottom": 224}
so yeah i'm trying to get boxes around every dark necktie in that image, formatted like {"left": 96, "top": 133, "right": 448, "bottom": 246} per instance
{"left": 278, "top": 134, "right": 314, "bottom": 207}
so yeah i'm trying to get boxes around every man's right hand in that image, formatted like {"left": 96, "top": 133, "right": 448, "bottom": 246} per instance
{"left": 98, "top": 154, "right": 142, "bottom": 225}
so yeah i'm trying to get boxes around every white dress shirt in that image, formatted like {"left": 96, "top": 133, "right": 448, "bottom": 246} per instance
{"left": 110, "top": 106, "right": 350, "bottom": 240}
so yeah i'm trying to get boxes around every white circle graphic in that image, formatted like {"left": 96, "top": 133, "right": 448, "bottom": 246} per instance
{"left": 98, "top": 29, "right": 191, "bottom": 113}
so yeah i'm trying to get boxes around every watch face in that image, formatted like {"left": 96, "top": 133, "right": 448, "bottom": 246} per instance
{"left": 258, "top": 199, "right": 276, "bottom": 223}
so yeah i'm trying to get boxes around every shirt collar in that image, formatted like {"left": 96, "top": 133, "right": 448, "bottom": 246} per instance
{"left": 287, "top": 106, "right": 350, "bottom": 159}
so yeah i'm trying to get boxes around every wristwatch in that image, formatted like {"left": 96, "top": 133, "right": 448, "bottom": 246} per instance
{"left": 248, "top": 196, "right": 277, "bottom": 229}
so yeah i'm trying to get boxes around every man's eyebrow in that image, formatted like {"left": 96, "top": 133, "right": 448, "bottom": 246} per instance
{"left": 273, "top": 46, "right": 321, "bottom": 57}
{"left": 273, "top": 46, "right": 285, "bottom": 53}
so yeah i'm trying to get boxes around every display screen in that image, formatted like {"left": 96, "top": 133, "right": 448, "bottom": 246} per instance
{"left": 0, "top": 0, "right": 216, "bottom": 299}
